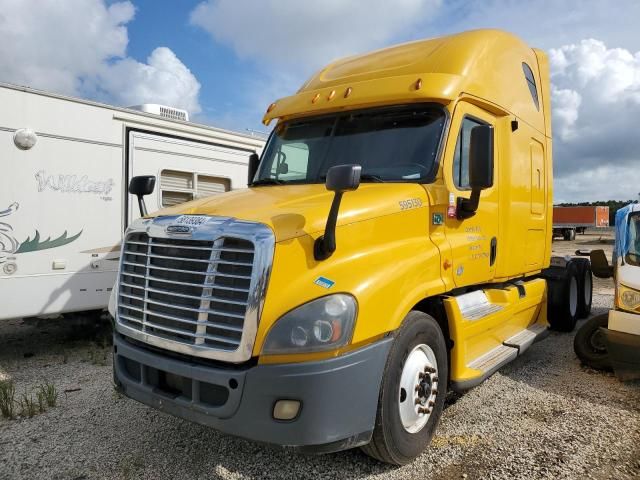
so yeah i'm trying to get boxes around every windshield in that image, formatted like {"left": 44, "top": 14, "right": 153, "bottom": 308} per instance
{"left": 255, "top": 104, "right": 446, "bottom": 184}
{"left": 627, "top": 212, "right": 640, "bottom": 265}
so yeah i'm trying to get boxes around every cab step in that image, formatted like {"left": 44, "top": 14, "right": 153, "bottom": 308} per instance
{"left": 503, "top": 323, "right": 549, "bottom": 353}
{"left": 467, "top": 344, "right": 517, "bottom": 377}
{"left": 452, "top": 322, "right": 549, "bottom": 392}
{"left": 456, "top": 290, "right": 504, "bottom": 321}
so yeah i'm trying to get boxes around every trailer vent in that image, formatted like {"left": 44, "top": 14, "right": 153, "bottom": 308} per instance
{"left": 117, "top": 233, "right": 254, "bottom": 352}
{"left": 127, "top": 104, "right": 189, "bottom": 122}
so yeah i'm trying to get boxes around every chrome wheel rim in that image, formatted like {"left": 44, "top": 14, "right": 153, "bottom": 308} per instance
{"left": 569, "top": 276, "right": 578, "bottom": 317}
{"left": 398, "top": 343, "right": 439, "bottom": 434}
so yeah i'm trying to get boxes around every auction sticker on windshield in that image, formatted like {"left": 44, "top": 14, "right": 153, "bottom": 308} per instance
{"left": 174, "top": 215, "right": 209, "bottom": 226}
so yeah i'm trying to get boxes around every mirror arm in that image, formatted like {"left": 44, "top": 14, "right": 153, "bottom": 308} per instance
{"left": 137, "top": 195, "right": 148, "bottom": 217}
{"left": 456, "top": 190, "right": 480, "bottom": 220}
{"left": 314, "top": 191, "right": 344, "bottom": 261}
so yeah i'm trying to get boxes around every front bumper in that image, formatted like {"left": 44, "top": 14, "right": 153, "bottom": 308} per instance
{"left": 605, "top": 328, "right": 640, "bottom": 381}
{"left": 113, "top": 333, "right": 392, "bottom": 452}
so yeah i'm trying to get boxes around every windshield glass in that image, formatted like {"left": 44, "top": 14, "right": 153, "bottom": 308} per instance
{"left": 627, "top": 212, "right": 640, "bottom": 265}
{"left": 255, "top": 105, "right": 446, "bottom": 184}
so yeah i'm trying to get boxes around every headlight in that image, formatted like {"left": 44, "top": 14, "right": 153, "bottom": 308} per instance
{"left": 262, "top": 294, "right": 357, "bottom": 355}
{"left": 620, "top": 285, "right": 640, "bottom": 309}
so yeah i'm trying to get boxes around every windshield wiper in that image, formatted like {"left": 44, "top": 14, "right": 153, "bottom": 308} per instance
{"left": 359, "top": 174, "right": 385, "bottom": 183}
{"left": 250, "top": 178, "right": 284, "bottom": 187}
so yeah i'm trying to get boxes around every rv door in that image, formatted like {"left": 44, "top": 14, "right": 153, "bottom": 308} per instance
{"left": 126, "top": 130, "right": 253, "bottom": 226}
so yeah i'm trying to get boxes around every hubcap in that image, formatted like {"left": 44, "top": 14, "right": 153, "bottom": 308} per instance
{"left": 590, "top": 328, "right": 608, "bottom": 354}
{"left": 398, "top": 344, "right": 439, "bottom": 433}
{"left": 569, "top": 276, "right": 578, "bottom": 317}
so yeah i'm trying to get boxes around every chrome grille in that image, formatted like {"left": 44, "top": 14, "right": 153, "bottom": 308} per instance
{"left": 118, "top": 232, "right": 254, "bottom": 352}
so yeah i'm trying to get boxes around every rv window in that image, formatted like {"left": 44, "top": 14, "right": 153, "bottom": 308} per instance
{"left": 522, "top": 62, "right": 540, "bottom": 111}
{"left": 160, "top": 169, "right": 231, "bottom": 207}
{"left": 452, "top": 117, "right": 484, "bottom": 190}
{"left": 196, "top": 175, "right": 231, "bottom": 199}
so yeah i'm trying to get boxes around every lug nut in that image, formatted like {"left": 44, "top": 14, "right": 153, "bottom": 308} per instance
{"left": 418, "top": 407, "right": 431, "bottom": 414}
{"left": 415, "top": 398, "right": 422, "bottom": 405}
{"left": 428, "top": 400, "right": 435, "bottom": 407}
{"left": 432, "top": 389, "right": 439, "bottom": 396}
{"left": 433, "top": 376, "right": 439, "bottom": 383}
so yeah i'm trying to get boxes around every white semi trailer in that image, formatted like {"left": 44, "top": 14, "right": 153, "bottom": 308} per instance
{"left": 0, "top": 83, "right": 265, "bottom": 320}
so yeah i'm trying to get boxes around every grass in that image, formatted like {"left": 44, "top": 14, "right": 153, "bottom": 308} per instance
{"left": 0, "top": 379, "right": 16, "bottom": 419}
{"left": 19, "top": 390, "right": 38, "bottom": 418}
{"left": 87, "top": 342, "right": 109, "bottom": 366}
{"left": 37, "top": 382, "right": 58, "bottom": 408}
{"left": 0, "top": 380, "right": 59, "bottom": 420}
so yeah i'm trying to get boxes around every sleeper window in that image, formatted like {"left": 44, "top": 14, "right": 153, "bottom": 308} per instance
{"left": 522, "top": 62, "right": 540, "bottom": 110}
{"left": 452, "top": 117, "right": 484, "bottom": 190}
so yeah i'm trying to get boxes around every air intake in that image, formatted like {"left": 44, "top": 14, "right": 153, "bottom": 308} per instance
{"left": 128, "top": 104, "right": 189, "bottom": 122}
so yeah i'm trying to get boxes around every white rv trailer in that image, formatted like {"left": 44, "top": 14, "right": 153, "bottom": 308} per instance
{"left": 0, "top": 82, "right": 266, "bottom": 321}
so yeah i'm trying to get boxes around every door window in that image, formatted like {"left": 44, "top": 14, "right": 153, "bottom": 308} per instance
{"left": 452, "top": 117, "right": 485, "bottom": 190}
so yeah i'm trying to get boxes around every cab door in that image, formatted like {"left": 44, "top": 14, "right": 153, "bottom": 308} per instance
{"left": 443, "top": 102, "right": 500, "bottom": 287}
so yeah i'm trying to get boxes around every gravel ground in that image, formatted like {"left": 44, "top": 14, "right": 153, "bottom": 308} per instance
{"left": 1, "top": 233, "right": 639, "bottom": 480}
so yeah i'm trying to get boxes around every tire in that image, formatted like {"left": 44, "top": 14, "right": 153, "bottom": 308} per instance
{"left": 573, "top": 258, "right": 593, "bottom": 319}
{"left": 547, "top": 261, "right": 580, "bottom": 332}
{"left": 361, "top": 311, "right": 448, "bottom": 465}
{"left": 574, "top": 313, "right": 612, "bottom": 371}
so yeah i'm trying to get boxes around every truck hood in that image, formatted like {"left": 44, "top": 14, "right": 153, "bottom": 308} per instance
{"left": 153, "top": 183, "right": 428, "bottom": 242}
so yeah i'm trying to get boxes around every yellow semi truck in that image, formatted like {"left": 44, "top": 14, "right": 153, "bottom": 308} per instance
{"left": 109, "top": 29, "right": 592, "bottom": 464}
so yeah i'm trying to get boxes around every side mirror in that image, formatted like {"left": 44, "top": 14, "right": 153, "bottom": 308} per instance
{"left": 248, "top": 153, "right": 260, "bottom": 186}
{"left": 314, "top": 164, "right": 362, "bottom": 261}
{"left": 326, "top": 164, "right": 362, "bottom": 193}
{"left": 469, "top": 125, "right": 494, "bottom": 190}
{"left": 129, "top": 175, "right": 156, "bottom": 217}
{"left": 457, "top": 125, "right": 493, "bottom": 219}
{"left": 589, "top": 249, "right": 614, "bottom": 279}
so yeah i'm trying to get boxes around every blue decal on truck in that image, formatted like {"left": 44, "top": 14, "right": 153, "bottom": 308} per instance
{"left": 314, "top": 276, "right": 335, "bottom": 289}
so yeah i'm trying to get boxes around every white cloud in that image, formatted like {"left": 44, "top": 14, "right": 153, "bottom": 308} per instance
{"left": 549, "top": 39, "right": 640, "bottom": 201}
{"left": 436, "top": 0, "right": 640, "bottom": 53}
{"left": 554, "top": 166, "right": 640, "bottom": 204}
{"left": 190, "top": 0, "right": 439, "bottom": 72}
{"left": 98, "top": 47, "right": 201, "bottom": 114}
{"left": 0, "top": 0, "right": 201, "bottom": 113}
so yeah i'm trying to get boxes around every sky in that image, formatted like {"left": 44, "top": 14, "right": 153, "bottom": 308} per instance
{"left": 0, "top": 0, "right": 639, "bottom": 203}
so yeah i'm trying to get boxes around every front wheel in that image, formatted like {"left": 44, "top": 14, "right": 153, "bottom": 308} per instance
{"left": 574, "top": 313, "right": 612, "bottom": 371}
{"left": 361, "top": 311, "right": 448, "bottom": 465}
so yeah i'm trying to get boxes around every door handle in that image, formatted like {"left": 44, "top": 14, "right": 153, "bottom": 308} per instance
{"left": 490, "top": 237, "right": 497, "bottom": 266}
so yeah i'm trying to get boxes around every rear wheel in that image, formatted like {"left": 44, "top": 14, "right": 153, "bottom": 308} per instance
{"left": 573, "top": 258, "right": 593, "bottom": 319}
{"left": 547, "top": 261, "right": 580, "bottom": 332}
{"left": 361, "top": 311, "right": 447, "bottom": 465}
{"left": 574, "top": 313, "right": 611, "bottom": 371}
